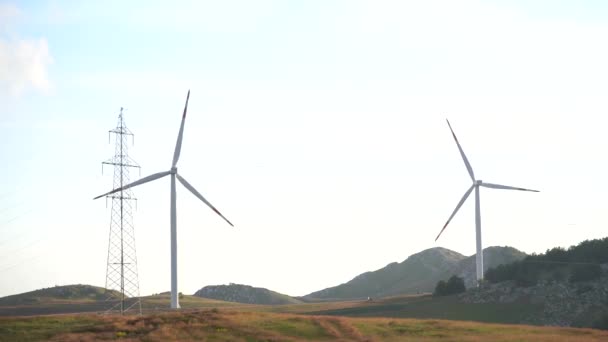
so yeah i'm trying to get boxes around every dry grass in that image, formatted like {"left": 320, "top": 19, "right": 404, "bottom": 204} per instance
{"left": 1, "top": 309, "right": 608, "bottom": 341}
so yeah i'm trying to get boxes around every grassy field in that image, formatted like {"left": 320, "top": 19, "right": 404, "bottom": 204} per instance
{"left": 141, "top": 293, "right": 245, "bottom": 310}
{"left": 0, "top": 293, "right": 569, "bottom": 326}
{"left": 298, "top": 294, "right": 544, "bottom": 324}
{"left": 1, "top": 293, "right": 606, "bottom": 340}
{"left": 0, "top": 294, "right": 244, "bottom": 317}
{"left": 2, "top": 309, "right": 608, "bottom": 341}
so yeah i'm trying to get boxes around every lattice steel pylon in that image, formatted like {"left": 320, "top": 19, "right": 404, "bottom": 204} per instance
{"left": 101, "top": 108, "right": 142, "bottom": 315}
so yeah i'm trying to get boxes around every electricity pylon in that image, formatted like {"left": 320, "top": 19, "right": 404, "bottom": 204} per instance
{"left": 101, "top": 108, "right": 142, "bottom": 315}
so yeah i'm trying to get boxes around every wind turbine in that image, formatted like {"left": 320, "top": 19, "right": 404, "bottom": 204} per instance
{"left": 94, "top": 90, "right": 234, "bottom": 309}
{"left": 436, "top": 119, "right": 538, "bottom": 285}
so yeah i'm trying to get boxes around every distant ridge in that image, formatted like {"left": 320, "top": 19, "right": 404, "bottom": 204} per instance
{"left": 194, "top": 283, "right": 303, "bottom": 305}
{"left": 0, "top": 284, "right": 120, "bottom": 306}
{"left": 303, "top": 246, "right": 525, "bottom": 300}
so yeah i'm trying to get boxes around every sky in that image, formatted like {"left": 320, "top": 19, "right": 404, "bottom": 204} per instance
{"left": 1, "top": 0, "right": 608, "bottom": 298}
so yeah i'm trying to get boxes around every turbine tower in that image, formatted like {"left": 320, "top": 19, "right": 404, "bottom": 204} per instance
{"left": 94, "top": 91, "right": 234, "bottom": 309}
{"left": 436, "top": 119, "right": 539, "bottom": 285}
{"left": 101, "top": 108, "right": 142, "bottom": 314}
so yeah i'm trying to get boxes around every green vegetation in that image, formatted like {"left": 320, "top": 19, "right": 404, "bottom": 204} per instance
{"left": 1, "top": 309, "right": 607, "bottom": 341}
{"left": 305, "top": 295, "right": 544, "bottom": 325}
{"left": 0, "top": 315, "right": 104, "bottom": 341}
{"left": 570, "top": 264, "right": 602, "bottom": 282}
{"left": 485, "top": 238, "right": 608, "bottom": 286}
{"left": 434, "top": 276, "right": 466, "bottom": 296}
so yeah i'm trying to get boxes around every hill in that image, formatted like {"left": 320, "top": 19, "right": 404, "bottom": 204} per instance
{"left": 0, "top": 284, "right": 121, "bottom": 306}
{"left": 455, "top": 246, "right": 527, "bottom": 288}
{"left": 2, "top": 309, "right": 607, "bottom": 341}
{"left": 485, "top": 237, "right": 608, "bottom": 285}
{"left": 459, "top": 237, "right": 608, "bottom": 328}
{"left": 0, "top": 286, "right": 245, "bottom": 317}
{"left": 304, "top": 246, "right": 525, "bottom": 300}
{"left": 194, "top": 283, "right": 303, "bottom": 305}
{"left": 304, "top": 247, "right": 466, "bottom": 300}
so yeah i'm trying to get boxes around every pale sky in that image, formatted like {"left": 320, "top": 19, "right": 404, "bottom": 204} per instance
{"left": 1, "top": 0, "right": 608, "bottom": 298}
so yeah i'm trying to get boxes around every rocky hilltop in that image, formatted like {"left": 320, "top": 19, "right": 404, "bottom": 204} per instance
{"left": 194, "top": 283, "right": 302, "bottom": 305}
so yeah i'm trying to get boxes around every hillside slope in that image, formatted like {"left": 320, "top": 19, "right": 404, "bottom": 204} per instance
{"left": 0, "top": 284, "right": 120, "bottom": 306}
{"left": 304, "top": 246, "right": 525, "bottom": 300}
{"left": 194, "top": 283, "right": 302, "bottom": 305}
{"left": 304, "top": 247, "right": 466, "bottom": 300}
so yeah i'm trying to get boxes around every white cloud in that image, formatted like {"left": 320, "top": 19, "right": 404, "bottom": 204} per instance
{"left": 0, "top": 37, "right": 53, "bottom": 95}
{"left": 0, "top": 3, "right": 53, "bottom": 96}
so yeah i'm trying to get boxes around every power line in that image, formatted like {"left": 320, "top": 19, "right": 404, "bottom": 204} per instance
{"left": 0, "top": 253, "right": 46, "bottom": 273}
{"left": 0, "top": 234, "right": 50, "bottom": 261}
{"left": 521, "top": 260, "right": 603, "bottom": 266}
{"left": 0, "top": 209, "right": 33, "bottom": 227}
{"left": 0, "top": 192, "right": 15, "bottom": 200}
{"left": 0, "top": 200, "right": 25, "bottom": 216}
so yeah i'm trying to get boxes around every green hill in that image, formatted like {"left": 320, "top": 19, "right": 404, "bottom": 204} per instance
{"left": 304, "top": 246, "right": 525, "bottom": 300}
{"left": 304, "top": 247, "right": 466, "bottom": 300}
{"left": 194, "top": 283, "right": 303, "bottom": 305}
{"left": 0, "top": 284, "right": 121, "bottom": 306}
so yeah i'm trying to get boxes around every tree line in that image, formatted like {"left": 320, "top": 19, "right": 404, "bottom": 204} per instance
{"left": 484, "top": 237, "right": 607, "bottom": 286}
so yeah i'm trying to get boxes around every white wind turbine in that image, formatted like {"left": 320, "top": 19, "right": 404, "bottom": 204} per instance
{"left": 436, "top": 119, "right": 538, "bottom": 285}
{"left": 94, "top": 90, "right": 234, "bottom": 309}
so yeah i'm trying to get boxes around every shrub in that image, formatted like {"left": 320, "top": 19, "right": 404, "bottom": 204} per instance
{"left": 514, "top": 266, "right": 538, "bottom": 287}
{"left": 446, "top": 275, "right": 466, "bottom": 294}
{"left": 434, "top": 276, "right": 465, "bottom": 296}
{"left": 570, "top": 264, "right": 602, "bottom": 282}
{"left": 434, "top": 281, "right": 447, "bottom": 296}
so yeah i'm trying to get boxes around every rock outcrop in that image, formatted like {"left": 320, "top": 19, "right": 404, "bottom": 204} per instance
{"left": 459, "top": 275, "right": 608, "bottom": 327}
{"left": 194, "top": 283, "right": 302, "bottom": 305}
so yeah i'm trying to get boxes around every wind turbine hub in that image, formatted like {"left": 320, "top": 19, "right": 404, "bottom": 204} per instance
{"left": 476, "top": 180, "right": 483, "bottom": 185}
{"left": 171, "top": 167, "right": 177, "bottom": 174}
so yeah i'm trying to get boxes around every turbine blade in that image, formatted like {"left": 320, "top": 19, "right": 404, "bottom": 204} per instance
{"left": 480, "top": 182, "right": 539, "bottom": 192}
{"left": 446, "top": 119, "right": 475, "bottom": 182}
{"left": 176, "top": 173, "right": 234, "bottom": 227}
{"left": 93, "top": 170, "right": 171, "bottom": 199}
{"left": 436, "top": 185, "right": 475, "bottom": 241}
{"left": 172, "top": 90, "right": 190, "bottom": 168}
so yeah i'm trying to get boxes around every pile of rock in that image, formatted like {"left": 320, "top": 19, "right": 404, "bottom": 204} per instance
{"left": 459, "top": 276, "right": 608, "bottom": 327}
